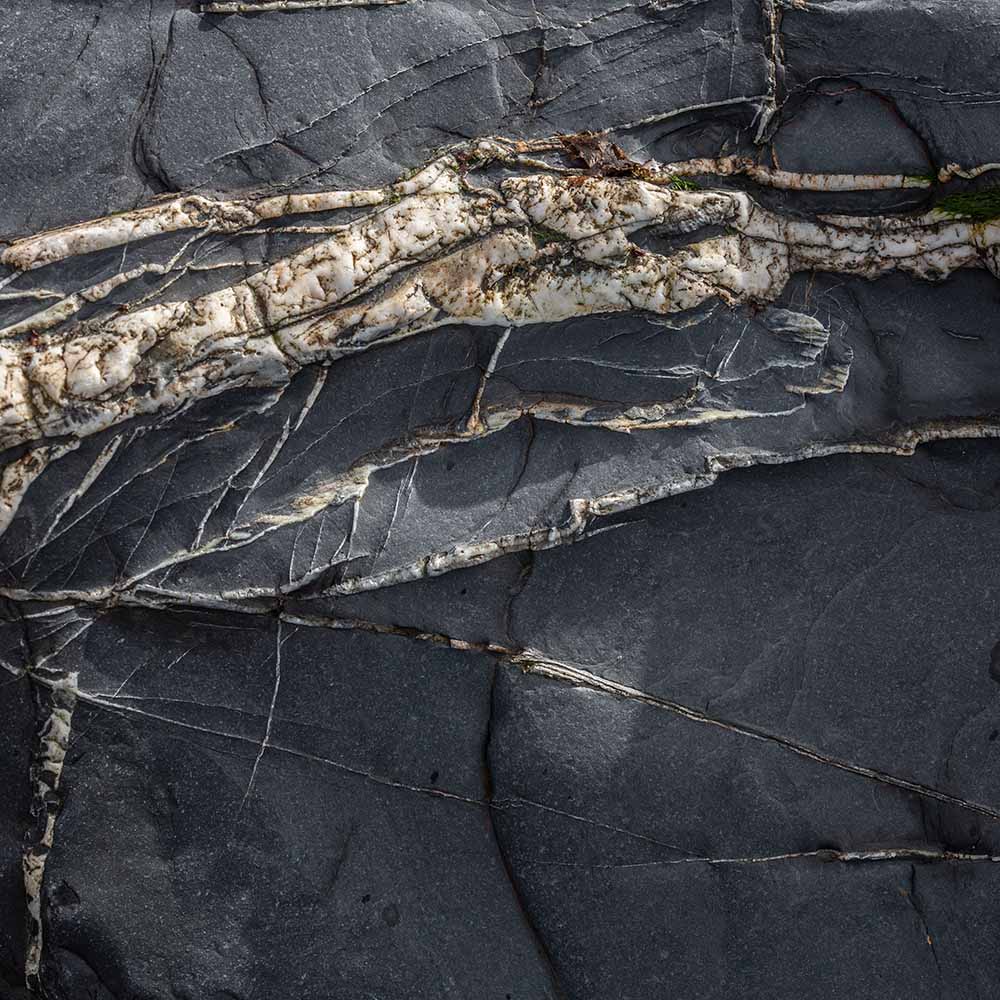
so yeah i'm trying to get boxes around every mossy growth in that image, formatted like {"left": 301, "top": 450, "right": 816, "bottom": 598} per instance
{"left": 934, "top": 187, "right": 1000, "bottom": 222}
{"left": 666, "top": 175, "right": 701, "bottom": 191}
{"left": 530, "top": 224, "right": 570, "bottom": 247}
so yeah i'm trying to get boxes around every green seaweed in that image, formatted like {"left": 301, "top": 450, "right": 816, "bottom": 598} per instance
{"left": 935, "top": 187, "right": 1000, "bottom": 222}
{"left": 530, "top": 224, "right": 570, "bottom": 247}
{"left": 666, "top": 175, "right": 701, "bottom": 191}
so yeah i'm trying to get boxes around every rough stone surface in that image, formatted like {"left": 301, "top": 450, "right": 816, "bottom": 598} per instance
{"left": 2, "top": 2, "right": 1000, "bottom": 998}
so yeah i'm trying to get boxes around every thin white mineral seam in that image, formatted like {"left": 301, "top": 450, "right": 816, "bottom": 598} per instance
{"left": 23, "top": 671, "right": 79, "bottom": 988}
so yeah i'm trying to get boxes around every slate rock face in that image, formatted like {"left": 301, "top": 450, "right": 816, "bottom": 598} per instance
{"left": 1, "top": 2, "right": 1000, "bottom": 998}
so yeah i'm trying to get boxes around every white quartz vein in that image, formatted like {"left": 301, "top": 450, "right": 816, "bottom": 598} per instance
{"left": 22, "top": 671, "right": 78, "bottom": 987}
{"left": 2, "top": 135, "right": 1000, "bottom": 595}
{"left": 0, "top": 136, "right": 993, "bottom": 466}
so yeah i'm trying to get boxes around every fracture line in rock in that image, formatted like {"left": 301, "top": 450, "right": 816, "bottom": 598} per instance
{"left": 26, "top": 670, "right": 483, "bottom": 810}
{"left": 1, "top": 133, "right": 967, "bottom": 274}
{"left": 515, "top": 653, "right": 1000, "bottom": 820}
{"left": 514, "top": 847, "right": 1000, "bottom": 869}
{"left": 604, "top": 95, "right": 767, "bottom": 136}
{"left": 11, "top": 583, "right": 1000, "bottom": 834}
{"left": 0, "top": 288, "right": 62, "bottom": 303}
{"left": 0, "top": 442, "right": 79, "bottom": 536}
{"left": 238, "top": 621, "right": 285, "bottom": 813}
{"left": 2, "top": 418, "right": 238, "bottom": 583}
{"left": 305, "top": 418, "right": 1000, "bottom": 599}
{"left": 1, "top": 154, "right": 458, "bottom": 272}
{"left": 18, "top": 659, "right": 702, "bottom": 860}
{"left": 663, "top": 155, "right": 930, "bottom": 190}
{"left": 22, "top": 670, "right": 78, "bottom": 990}
{"left": 199, "top": 0, "right": 408, "bottom": 10}
{"left": 22, "top": 435, "right": 125, "bottom": 575}
{"left": 20, "top": 634, "right": 993, "bottom": 894}
{"left": 2, "top": 146, "right": 989, "bottom": 462}
{"left": 84, "top": 369, "right": 816, "bottom": 601}
{"left": 0, "top": 416, "right": 996, "bottom": 610}
{"left": 755, "top": 0, "right": 783, "bottom": 143}
{"left": 0, "top": 230, "right": 205, "bottom": 339}
{"left": 2, "top": 137, "right": 1000, "bottom": 596}
{"left": 35, "top": 599, "right": 984, "bottom": 837}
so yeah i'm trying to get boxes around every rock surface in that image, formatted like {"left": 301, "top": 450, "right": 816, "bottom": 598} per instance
{"left": 2, "top": 1, "right": 1000, "bottom": 997}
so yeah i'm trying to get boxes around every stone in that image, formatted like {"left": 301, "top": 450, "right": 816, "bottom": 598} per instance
{"left": 2, "top": 1, "right": 1000, "bottom": 997}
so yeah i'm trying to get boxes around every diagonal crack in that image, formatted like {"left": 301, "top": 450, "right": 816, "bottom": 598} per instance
{"left": 517, "top": 653, "right": 1000, "bottom": 822}
{"left": 11, "top": 596, "right": 1000, "bottom": 826}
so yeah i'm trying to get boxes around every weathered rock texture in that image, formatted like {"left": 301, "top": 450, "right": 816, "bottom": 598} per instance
{"left": 2, "top": 1, "right": 1000, "bottom": 997}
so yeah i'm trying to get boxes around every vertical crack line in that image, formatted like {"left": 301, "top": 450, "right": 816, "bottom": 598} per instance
{"left": 906, "top": 864, "right": 943, "bottom": 979}
{"left": 755, "top": 0, "right": 784, "bottom": 143}
{"left": 131, "top": 9, "right": 178, "bottom": 195}
{"left": 239, "top": 619, "right": 284, "bottom": 815}
{"left": 482, "top": 666, "right": 568, "bottom": 1000}
{"left": 23, "top": 670, "right": 78, "bottom": 991}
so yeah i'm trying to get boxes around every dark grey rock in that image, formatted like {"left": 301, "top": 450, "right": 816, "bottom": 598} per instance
{"left": 2, "top": 0, "right": 1000, "bottom": 997}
